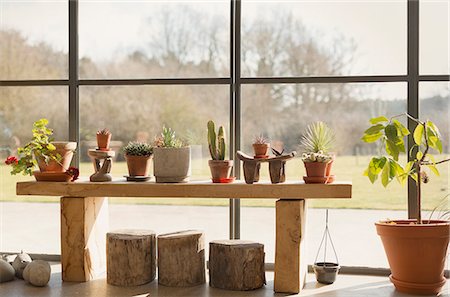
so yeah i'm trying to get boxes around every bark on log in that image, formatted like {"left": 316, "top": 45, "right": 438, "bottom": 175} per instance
{"left": 106, "top": 230, "right": 156, "bottom": 286}
{"left": 209, "top": 240, "right": 266, "bottom": 291}
{"left": 157, "top": 230, "right": 205, "bottom": 287}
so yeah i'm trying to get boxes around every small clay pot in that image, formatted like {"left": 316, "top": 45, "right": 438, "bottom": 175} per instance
{"left": 37, "top": 142, "right": 77, "bottom": 173}
{"left": 304, "top": 161, "right": 329, "bottom": 177}
{"left": 96, "top": 133, "right": 112, "bottom": 151}
{"left": 208, "top": 160, "right": 233, "bottom": 183}
{"left": 125, "top": 154, "right": 152, "bottom": 176}
{"left": 252, "top": 143, "right": 270, "bottom": 158}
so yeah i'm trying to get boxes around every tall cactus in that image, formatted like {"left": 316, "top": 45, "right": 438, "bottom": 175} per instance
{"left": 207, "top": 120, "right": 226, "bottom": 160}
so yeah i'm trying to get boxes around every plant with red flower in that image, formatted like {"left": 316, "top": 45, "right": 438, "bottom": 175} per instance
{"left": 66, "top": 167, "right": 80, "bottom": 181}
{"left": 4, "top": 156, "right": 18, "bottom": 165}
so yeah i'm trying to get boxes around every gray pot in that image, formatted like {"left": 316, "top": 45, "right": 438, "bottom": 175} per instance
{"left": 153, "top": 146, "right": 191, "bottom": 183}
{"left": 313, "top": 262, "right": 340, "bottom": 284}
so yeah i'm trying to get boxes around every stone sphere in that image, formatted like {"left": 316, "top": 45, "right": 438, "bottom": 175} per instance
{"left": 12, "top": 251, "right": 32, "bottom": 279}
{"left": 0, "top": 259, "right": 15, "bottom": 283}
{"left": 23, "top": 260, "right": 51, "bottom": 287}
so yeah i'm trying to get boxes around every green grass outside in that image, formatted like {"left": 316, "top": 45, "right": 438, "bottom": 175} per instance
{"left": 1, "top": 156, "right": 448, "bottom": 210}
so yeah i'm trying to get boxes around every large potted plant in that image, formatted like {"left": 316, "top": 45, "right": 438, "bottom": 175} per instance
{"left": 207, "top": 120, "right": 233, "bottom": 183}
{"left": 362, "top": 113, "right": 450, "bottom": 295}
{"left": 123, "top": 141, "right": 153, "bottom": 178}
{"left": 300, "top": 121, "right": 335, "bottom": 184}
{"left": 153, "top": 126, "right": 190, "bottom": 183}
{"left": 4, "top": 118, "right": 78, "bottom": 182}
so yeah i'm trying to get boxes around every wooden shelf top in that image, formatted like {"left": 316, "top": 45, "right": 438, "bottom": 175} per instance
{"left": 16, "top": 178, "right": 352, "bottom": 199}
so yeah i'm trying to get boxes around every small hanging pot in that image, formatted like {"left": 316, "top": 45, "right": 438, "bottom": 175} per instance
{"left": 313, "top": 209, "right": 340, "bottom": 285}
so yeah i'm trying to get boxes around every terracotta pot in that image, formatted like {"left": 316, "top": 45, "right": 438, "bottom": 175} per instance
{"left": 153, "top": 146, "right": 191, "bottom": 183}
{"left": 37, "top": 142, "right": 77, "bottom": 172}
{"left": 304, "top": 161, "right": 329, "bottom": 177}
{"left": 125, "top": 154, "right": 152, "bottom": 177}
{"left": 376, "top": 220, "right": 450, "bottom": 295}
{"left": 208, "top": 160, "right": 233, "bottom": 183}
{"left": 96, "top": 134, "right": 111, "bottom": 151}
{"left": 326, "top": 160, "right": 333, "bottom": 177}
{"left": 252, "top": 143, "right": 270, "bottom": 158}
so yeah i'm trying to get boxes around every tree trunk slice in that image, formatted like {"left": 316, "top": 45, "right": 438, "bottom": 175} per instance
{"left": 209, "top": 240, "right": 266, "bottom": 291}
{"left": 106, "top": 230, "right": 156, "bottom": 286}
{"left": 157, "top": 230, "right": 205, "bottom": 287}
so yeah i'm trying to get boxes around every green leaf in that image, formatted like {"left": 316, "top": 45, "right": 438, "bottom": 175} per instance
{"left": 385, "top": 124, "right": 397, "bottom": 141}
{"left": 386, "top": 139, "right": 400, "bottom": 161}
{"left": 392, "top": 119, "right": 410, "bottom": 137}
{"left": 428, "top": 164, "right": 440, "bottom": 176}
{"left": 381, "top": 161, "right": 391, "bottom": 187}
{"left": 370, "top": 116, "right": 389, "bottom": 124}
{"left": 413, "top": 124, "right": 424, "bottom": 145}
{"left": 361, "top": 132, "right": 383, "bottom": 143}
{"left": 426, "top": 120, "right": 441, "bottom": 137}
{"left": 369, "top": 157, "right": 387, "bottom": 175}
{"left": 364, "top": 124, "right": 385, "bottom": 135}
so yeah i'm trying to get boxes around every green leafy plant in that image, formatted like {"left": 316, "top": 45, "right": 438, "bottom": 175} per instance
{"left": 154, "top": 126, "right": 184, "bottom": 148}
{"left": 207, "top": 120, "right": 226, "bottom": 160}
{"left": 362, "top": 113, "right": 449, "bottom": 224}
{"left": 301, "top": 121, "right": 335, "bottom": 154}
{"left": 4, "top": 119, "right": 62, "bottom": 176}
{"left": 123, "top": 141, "right": 153, "bottom": 156}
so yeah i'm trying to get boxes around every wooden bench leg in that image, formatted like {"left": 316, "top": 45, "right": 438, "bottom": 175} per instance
{"left": 274, "top": 199, "right": 308, "bottom": 293}
{"left": 60, "top": 197, "right": 109, "bottom": 282}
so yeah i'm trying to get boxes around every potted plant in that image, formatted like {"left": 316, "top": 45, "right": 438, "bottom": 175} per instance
{"left": 123, "top": 141, "right": 153, "bottom": 177}
{"left": 362, "top": 113, "right": 450, "bottom": 295}
{"left": 207, "top": 120, "right": 233, "bottom": 183}
{"left": 153, "top": 126, "right": 190, "bottom": 183}
{"left": 96, "top": 128, "right": 112, "bottom": 151}
{"left": 252, "top": 134, "right": 270, "bottom": 159}
{"left": 300, "top": 121, "right": 335, "bottom": 183}
{"left": 4, "top": 118, "right": 78, "bottom": 182}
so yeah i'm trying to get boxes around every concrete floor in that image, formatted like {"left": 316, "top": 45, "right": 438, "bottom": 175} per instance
{"left": 1, "top": 263, "right": 449, "bottom": 297}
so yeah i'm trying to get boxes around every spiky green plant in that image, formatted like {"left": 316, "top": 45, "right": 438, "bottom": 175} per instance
{"left": 207, "top": 120, "right": 226, "bottom": 160}
{"left": 301, "top": 121, "right": 335, "bottom": 153}
{"left": 123, "top": 141, "right": 153, "bottom": 156}
{"left": 154, "top": 126, "right": 183, "bottom": 148}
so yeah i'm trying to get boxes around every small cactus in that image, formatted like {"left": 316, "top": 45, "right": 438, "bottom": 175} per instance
{"left": 207, "top": 120, "right": 226, "bottom": 160}
{"left": 123, "top": 141, "right": 153, "bottom": 156}
{"left": 97, "top": 128, "right": 111, "bottom": 135}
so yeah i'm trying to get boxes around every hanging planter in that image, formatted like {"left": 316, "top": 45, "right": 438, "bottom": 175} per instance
{"left": 313, "top": 209, "right": 340, "bottom": 285}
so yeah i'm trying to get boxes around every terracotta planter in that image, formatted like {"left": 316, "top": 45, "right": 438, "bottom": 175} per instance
{"left": 125, "top": 154, "right": 152, "bottom": 177}
{"left": 208, "top": 160, "right": 233, "bottom": 183}
{"left": 326, "top": 160, "right": 333, "bottom": 177}
{"left": 304, "top": 161, "right": 329, "bottom": 177}
{"left": 376, "top": 220, "right": 450, "bottom": 295}
{"left": 153, "top": 146, "right": 191, "bottom": 183}
{"left": 96, "top": 134, "right": 112, "bottom": 151}
{"left": 252, "top": 143, "right": 270, "bottom": 158}
{"left": 37, "top": 142, "right": 77, "bottom": 172}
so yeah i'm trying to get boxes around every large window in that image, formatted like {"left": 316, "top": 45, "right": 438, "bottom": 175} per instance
{"left": 1, "top": 0, "right": 449, "bottom": 270}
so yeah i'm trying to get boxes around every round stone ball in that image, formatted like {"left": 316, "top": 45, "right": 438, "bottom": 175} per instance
{"left": 0, "top": 259, "right": 15, "bottom": 283}
{"left": 23, "top": 260, "right": 51, "bottom": 287}
{"left": 12, "top": 251, "right": 32, "bottom": 279}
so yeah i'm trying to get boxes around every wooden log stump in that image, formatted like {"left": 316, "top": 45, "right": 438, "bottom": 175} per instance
{"left": 157, "top": 230, "right": 205, "bottom": 287}
{"left": 106, "top": 230, "right": 156, "bottom": 286}
{"left": 209, "top": 240, "right": 266, "bottom": 291}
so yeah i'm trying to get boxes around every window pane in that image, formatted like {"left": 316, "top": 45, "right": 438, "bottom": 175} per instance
{"left": 0, "top": 0, "right": 68, "bottom": 80}
{"left": 240, "top": 82, "right": 406, "bottom": 267}
{"left": 0, "top": 87, "right": 68, "bottom": 254}
{"left": 420, "top": 82, "right": 450, "bottom": 216}
{"left": 420, "top": 0, "right": 450, "bottom": 74}
{"left": 241, "top": 0, "right": 407, "bottom": 77}
{"left": 79, "top": 0, "right": 230, "bottom": 79}
{"left": 79, "top": 85, "right": 229, "bottom": 194}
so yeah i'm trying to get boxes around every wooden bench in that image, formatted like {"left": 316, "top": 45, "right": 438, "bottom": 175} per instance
{"left": 16, "top": 179, "right": 351, "bottom": 294}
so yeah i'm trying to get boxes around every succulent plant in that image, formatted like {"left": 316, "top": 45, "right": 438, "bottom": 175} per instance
{"left": 123, "top": 141, "right": 153, "bottom": 156}
{"left": 301, "top": 151, "right": 332, "bottom": 163}
{"left": 207, "top": 120, "right": 226, "bottom": 160}
{"left": 253, "top": 134, "right": 269, "bottom": 145}
{"left": 97, "top": 128, "right": 111, "bottom": 135}
{"left": 154, "top": 126, "right": 184, "bottom": 148}
{"left": 300, "top": 121, "right": 335, "bottom": 154}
